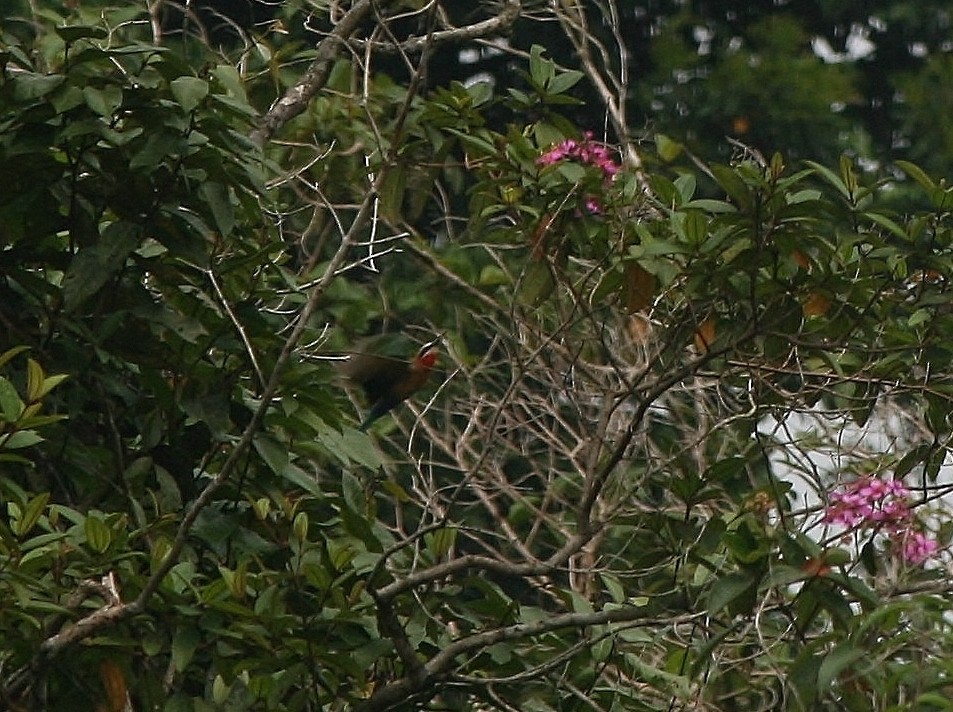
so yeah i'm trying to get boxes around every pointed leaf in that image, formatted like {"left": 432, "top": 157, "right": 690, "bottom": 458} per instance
{"left": 709, "top": 164, "right": 753, "bottom": 209}
{"left": 0, "top": 346, "right": 30, "bottom": 371}
{"left": 12, "top": 492, "right": 49, "bottom": 536}
{"left": 0, "top": 377, "right": 22, "bottom": 423}
{"left": 26, "top": 358, "right": 43, "bottom": 403}
{"left": 817, "top": 643, "right": 864, "bottom": 692}
{"left": 62, "top": 223, "right": 140, "bottom": 312}
{"left": 708, "top": 571, "right": 757, "bottom": 614}
{"left": 805, "top": 160, "right": 850, "bottom": 199}
{"left": 85, "top": 514, "right": 112, "bottom": 553}
{"left": 199, "top": 182, "right": 235, "bottom": 235}
{"left": 895, "top": 160, "right": 937, "bottom": 194}
{"left": 170, "top": 76, "right": 209, "bottom": 113}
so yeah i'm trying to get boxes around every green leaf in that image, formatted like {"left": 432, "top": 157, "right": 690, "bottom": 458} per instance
{"left": 533, "top": 123, "right": 565, "bottom": 150}
{"left": 817, "top": 642, "right": 864, "bottom": 693}
{"left": 864, "top": 211, "right": 908, "bottom": 241}
{"left": 55, "top": 25, "right": 108, "bottom": 42}
{"left": 708, "top": 571, "right": 757, "bottom": 614}
{"left": 11, "top": 492, "right": 49, "bottom": 536}
{"left": 896, "top": 160, "right": 953, "bottom": 209}
{"left": 62, "top": 222, "right": 141, "bottom": 312}
{"left": 674, "top": 174, "right": 696, "bottom": 204}
{"left": 129, "top": 131, "right": 182, "bottom": 170}
{"left": 172, "top": 626, "right": 201, "bottom": 673}
{"left": 785, "top": 189, "right": 822, "bottom": 204}
{"left": 379, "top": 167, "right": 407, "bottom": 223}
{"left": 2, "top": 431, "right": 43, "bottom": 449}
{"left": 555, "top": 161, "right": 587, "bottom": 183}
{"left": 281, "top": 463, "right": 324, "bottom": 496}
{"left": 445, "top": 128, "right": 497, "bottom": 157}
{"left": 341, "top": 470, "right": 366, "bottom": 516}
{"left": 316, "top": 424, "right": 383, "bottom": 470}
{"left": 25, "top": 358, "right": 43, "bottom": 403}
{"left": 199, "top": 182, "right": 235, "bottom": 235}
{"left": 13, "top": 74, "right": 64, "bottom": 101}
{"left": 253, "top": 434, "right": 289, "bottom": 475}
{"left": 709, "top": 164, "right": 753, "bottom": 210}
{"left": 805, "top": 160, "right": 850, "bottom": 199}
{"left": 703, "top": 456, "right": 747, "bottom": 483}
{"left": 656, "top": 133, "right": 683, "bottom": 162}
{"left": 38, "top": 374, "right": 68, "bottom": 400}
{"left": 426, "top": 526, "right": 457, "bottom": 559}
{"left": 0, "top": 377, "right": 24, "bottom": 422}
{"left": 895, "top": 160, "right": 936, "bottom": 194}
{"left": 547, "top": 70, "right": 584, "bottom": 95}
{"left": 84, "top": 513, "right": 112, "bottom": 553}
{"left": 912, "top": 693, "right": 953, "bottom": 710}
{"left": 0, "top": 346, "right": 30, "bottom": 371}
{"left": 83, "top": 85, "right": 123, "bottom": 116}
{"left": 518, "top": 261, "right": 555, "bottom": 306}
{"left": 529, "top": 45, "right": 554, "bottom": 88}
{"left": 600, "top": 573, "right": 626, "bottom": 604}
{"left": 212, "top": 675, "right": 229, "bottom": 705}
{"left": 788, "top": 647, "right": 822, "bottom": 709}
{"left": 682, "top": 211, "right": 708, "bottom": 244}
{"left": 478, "top": 265, "right": 508, "bottom": 287}
{"left": 211, "top": 64, "right": 248, "bottom": 100}
{"left": 170, "top": 76, "right": 209, "bottom": 113}
{"left": 466, "top": 79, "right": 493, "bottom": 107}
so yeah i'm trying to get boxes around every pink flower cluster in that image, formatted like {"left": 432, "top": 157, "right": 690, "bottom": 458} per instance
{"left": 824, "top": 476, "right": 940, "bottom": 565}
{"left": 903, "top": 531, "right": 940, "bottom": 565}
{"left": 537, "top": 132, "right": 620, "bottom": 180}
{"left": 825, "top": 477, "right": 910, "bottom": 528}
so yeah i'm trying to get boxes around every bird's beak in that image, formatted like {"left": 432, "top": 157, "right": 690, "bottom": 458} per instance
{"left": 423, "top": 332, "right": 446, "bottom": 350}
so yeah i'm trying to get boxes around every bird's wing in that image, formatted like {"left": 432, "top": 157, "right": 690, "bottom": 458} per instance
{"left": 339, "top": 352, "right": 409, "bottom": 402}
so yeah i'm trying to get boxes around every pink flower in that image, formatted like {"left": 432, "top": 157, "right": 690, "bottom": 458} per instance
{"left": 902, "top": 531, "right": 940, "bottom": 565}
{"left": 824, "top": 476, "right": 911, "bottom": 529}
{"left": 537, "top": 139, "right": 577, "bottom": 166}
{"left": 537, "top": 133, "right": 620, "bottom": 180}
{"left": 824, "top": 476, "right": 941, "bottom": 565}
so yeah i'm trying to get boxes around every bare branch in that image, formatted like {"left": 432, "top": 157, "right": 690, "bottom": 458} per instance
{"left": 250, "top": 0, "right": 374, "bottom": 146}
{"left": 355, "top": 0, "right": 522, "bottom": 53}
{"left": 355, "top": 605, "right": 691, "bottom": 712}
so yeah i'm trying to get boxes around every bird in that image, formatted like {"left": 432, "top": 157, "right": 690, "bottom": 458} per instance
{"left": 339, "top": 335, "right": 441, "bottom": 431}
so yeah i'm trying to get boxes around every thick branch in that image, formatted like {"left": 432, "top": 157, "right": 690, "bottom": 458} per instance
{"left": 355, "top": 605, "right": 677, "bottom": 712}
{"left": 375, "top": 530, "right": 594, "bottom": 602}
{"left": 355, "top": 0, "right": 521, "bottom": 53}
{"left": 250, "top": 0, "right": 374, "bottom": 146}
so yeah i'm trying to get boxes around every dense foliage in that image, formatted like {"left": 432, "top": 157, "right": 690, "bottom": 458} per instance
{"left": 2, "top": 2, "right": 953, "bottom": 711}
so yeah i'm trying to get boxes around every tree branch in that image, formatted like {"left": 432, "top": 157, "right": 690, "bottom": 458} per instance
{"left": 2, "top": 143, "right": 392, "bottom": 706}
{"left": 355, "top": 605, "right": 683, "bottom": 712}
{"left": 250, "top": 0, "right": 375, "bottom": 146}
{"left": 354, "top": 0, "right": 521, "bottom": 53}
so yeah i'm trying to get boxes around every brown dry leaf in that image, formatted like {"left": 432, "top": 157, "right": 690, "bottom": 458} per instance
{"left": 792, "top": 249, "right": 811, "bottom": 270}
{"left": 801, "top": 557, "right": 832, "bottom": 578}
{"left": 97, "top": 659, "right": 129, "bottom": 712}
{"left": 529, "top": 214, "right": 555, "bottom": 260}
{"left": 802, "top": 292, "right": 831, "bottom": 317}
{"left": 626, "top": 313, "right": 653, "bottom": 346}
{"left": 694, "top": 317, "right": 716, "bottom": 353}
{"left": 622, "top": 261, "right": 656, "bottom": 314}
